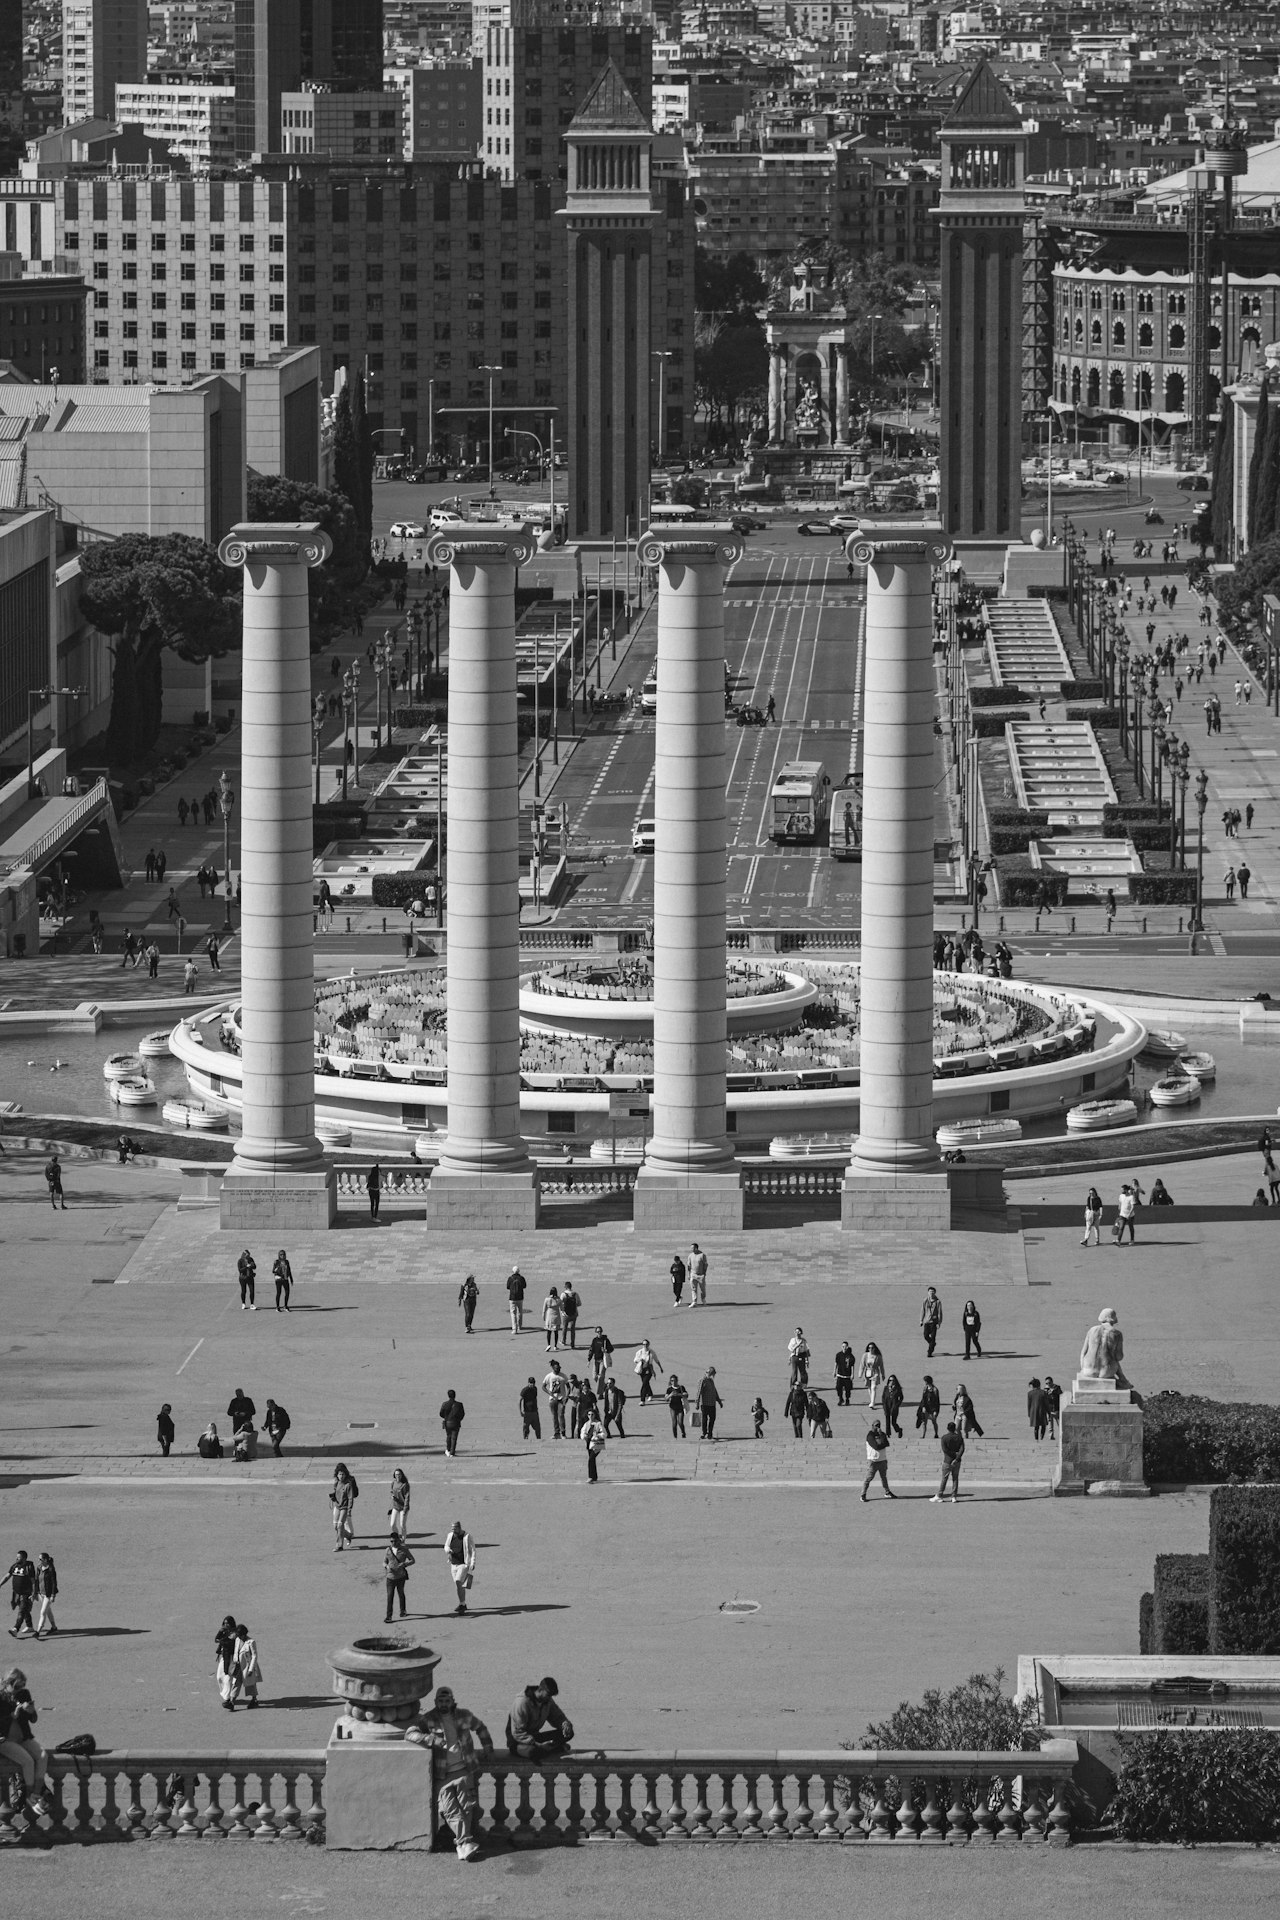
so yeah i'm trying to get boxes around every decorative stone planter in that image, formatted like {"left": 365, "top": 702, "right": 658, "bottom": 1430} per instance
{"left": 330, "top": 1637, "right": 440, "bottom": 1743}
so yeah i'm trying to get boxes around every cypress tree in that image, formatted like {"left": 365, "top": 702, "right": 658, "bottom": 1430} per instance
{"left": 1247, "top": 378, "right": 1270, "bottom": 547}
{"left": 1255, "top": 393, "right": 1280, "bottom": 545}
{"left": 332, "top": 381, "right": 361, "bottom": 523}
{"left": 1210, "top": 401, "right": 1234, "bottom": 560}
{"left": 350, "top": 371, "right": 374, "bottom": 536}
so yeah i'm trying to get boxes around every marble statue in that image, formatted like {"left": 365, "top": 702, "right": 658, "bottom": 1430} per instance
{"left": 795, "top": 379, "right": 821, "bottom": 433}
{"left": 1078, "top": 1306, "right": 1133, "bottom": 1390}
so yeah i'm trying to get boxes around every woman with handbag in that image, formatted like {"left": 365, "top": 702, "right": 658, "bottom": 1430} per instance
{"left": 388, "top": 1468, "right": 411, "bottom": 1541}
{"left": 860, "top": 1342, "right": 885, "bottom": 1406}
{"left": 443, "top": 1520, "right": 476, "bottom": 1615}
{"left": 331, "top": 1463, "right": 358, "bottom": 1551}
{"left": 214, "top": 1616, "right": 241, "bottom": 1710}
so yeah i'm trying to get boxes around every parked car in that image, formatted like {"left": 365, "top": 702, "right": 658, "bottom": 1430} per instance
{"left": 631, "top": 817, "right": 656, "bottom": 852}
{"left": 730, "top": 513, "right": 765, "bottom": 534}
{"left": 1177, "top": 474, "right": 1211, "bottom": 491}
{"left": 640, "top": 673, "right": 658, "bottom": 712}
{"left": 429, "top": 508, "right": 467, "bottom": 532}
{"left": 389, "top": 520, "right": 426, "bottom": 540}
{"left": 797, "top": 519, "right": 838, "bottom": 537}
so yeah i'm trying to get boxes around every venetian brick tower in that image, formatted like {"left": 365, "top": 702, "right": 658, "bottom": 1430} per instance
{"left": 560, "top": 61, "right": 653, "bottom": 540}
{"left": 938, "top": 58, "right": 1027, "bottom": 543}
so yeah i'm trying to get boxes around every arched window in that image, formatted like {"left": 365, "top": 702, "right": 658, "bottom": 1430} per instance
{"left": 1074, "top": 316, "right": 1084, "bottom": 343}
{"left": 1137, "top": 290, "right": 1153, "bottom": 315}
{"left": 1112, "top": 320, "right": 1126, "bottom": 346}
{"left": 1089, "top": 289, "right": 1103, "bottom": 310}
{"left": 1168, "top": 292, "right": 1186, "bottom": 316}
{"left": 1137, "top": 368, "right": 1152, "bottom": 407}
{"left": 1208, "top": 324, "right": 1221, "bottom": 350}
{"left": 1138, "top": 321, "right": 1153, "bottom": 349}
{"left": 1111, "top": 290, "right": 1126, "bottom": 311}
{"left": 1241, "top": 326, "right": 1262, "bottom": 373}
{"left": 1086, "top": 367, "right": 1101, "bottom": 407}
{"left": 1090, "top": 318, "right": 1103, "bottom": 344}
{"left": 1062, "top": 315, "right": 1070, "bottom": 344}
{"left": 1073, "top": 288, "right": 1083, "bottom": 309}
{"left": 1059, "top": 363, "right": 1069, "bottom": 401}
{"left": 1168, "top": 323, "right": 1185, "bottom": 349}
{"left": 1071, "top": 365, "right": 1082, "bottom": 403}
{"left": 1109, "top": 368, "right": 1126, "bottom": 407}
{"left": 1164, "top": 370, "right": 1185, "bottom": 412}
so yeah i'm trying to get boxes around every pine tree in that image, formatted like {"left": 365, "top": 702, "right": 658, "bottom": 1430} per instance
{"left": 1247, "top": 378, "right": 1270, "bottom": 547}
{"left": 332, "top": 381, "right": 361, "bottom": 525}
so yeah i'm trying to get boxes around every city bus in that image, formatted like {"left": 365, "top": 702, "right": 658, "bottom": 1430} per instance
{"left": 829, "top": 776, "right": 862, "bottom": 860}
{"left": 769, "top": 761, "right": 831, "bottom": 844}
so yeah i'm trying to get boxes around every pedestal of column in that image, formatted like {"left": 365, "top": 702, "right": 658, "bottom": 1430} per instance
{"left": 423, "top": 525, "right": 539, "bottom": 1231}
{"left": 842, "top": 521, "right": 953, "bottom": 1234}
{"left": 632, "top": 524, "right": 744, "bottom": 1234}
{"left": 216, "top": 522, "right": 336, "bottom": 1230}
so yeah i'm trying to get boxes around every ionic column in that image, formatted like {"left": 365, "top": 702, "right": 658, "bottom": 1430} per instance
{"left": 768, "top": 345, "right": 783, "bottom": 443}
{"left": 834, "top": 344, "right": 850, "bottom": 446}
{"left": 424, "top": 523, "right": 539, "bottom": 1230}
{"left": 632, "top": 523, "right": 744, "bottom": 1234}
{"left": 217, "top": 521, "right": 336, "bottom": 1229}
{"left": 842, "top": 521, "right": 954, "bottom": 1232}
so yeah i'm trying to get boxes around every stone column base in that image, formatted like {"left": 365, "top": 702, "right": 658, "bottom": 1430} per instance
{"left": 219, "top": 1164, "right": 337, "bottom": 1230}
{"left": 841, "top": 1169, "right": 952, "bottom": 1232}
{"left": 1054, "top": 1394, "right": 1147, "bottom": 1494}
{"left": 424, "top": 1168, "right": 540, "bottom": 1231}
{"left": 632, "top": 1165, "right": 744, "bottom": 1234}
{"left": 325, "top": 1733, "right": 435, "bottom": 1851}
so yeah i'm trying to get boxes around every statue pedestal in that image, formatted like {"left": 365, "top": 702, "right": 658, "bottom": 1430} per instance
{"left": 1054, "top": 1375, "right": 1149, "bottom": 1496}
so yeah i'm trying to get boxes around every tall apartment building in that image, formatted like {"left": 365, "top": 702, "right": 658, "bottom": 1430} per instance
{"left": 0, "top": 4, "right": 23, "bottom": 165}
{"left": 482, "top": 23, "right": 651, "bottom": 181}
{"left": 691, "top": 141, "right": 940, "bottom": 269}
{"left": 280, "top": 88, "right": 403, "bottom": 157}
{"left": 114, "top": 82, "right": 238, "bottom": 168}
{"left": 7, "top": 158, "right": 696, "bottom": 459}
{"left": 0, "top": 276, "right": 87, "bottom": 383}
{"left": 234, "top": 0, "right": 386, "bottom": 157}
{"left": 63, "top": 0, "right": 148, "bottom": 125}
{"left": 385, "top": 62, "right": 482, "bottom": 160}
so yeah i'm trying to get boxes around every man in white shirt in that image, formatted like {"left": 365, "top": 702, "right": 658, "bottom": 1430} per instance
{"left": 1115, "top": 1183, "right": 1137, "bottom": 1245}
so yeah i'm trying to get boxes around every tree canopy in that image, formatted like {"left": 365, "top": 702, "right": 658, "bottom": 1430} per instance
{"left": 695, "top": 247, "right": 769, "bottom": 316}
{"left": 695, "top": 320, "right": 769, "bottom": 444}
{"left": 78, "top": 532, "right": 239, "bottom": 763}
{"left": 246, "top": 471, "right": 370, "bottom": 647}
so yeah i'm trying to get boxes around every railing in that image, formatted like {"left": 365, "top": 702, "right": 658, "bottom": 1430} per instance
{"left": 335, "top": 1167, "right": 432, "bottom": 1204}
{"left": 472, "top": 1749, "right": 1077, "bottom": 1845}
{"left": 540, "top": 1166, "right": 637, "bottom": 1195}
{"left": 0, "top": 777, "right": 111, "bottom": 878}
{"left": 743, "top": 1167, "right": 843, "bottom": 1198}
{"left": 0, "top": 1750, "right": 327, "bottom": 1843}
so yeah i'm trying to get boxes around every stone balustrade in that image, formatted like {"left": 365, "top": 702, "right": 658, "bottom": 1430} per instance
{"left": 742, "top": 1168, "right": 844, "bottom": 1198}
{"left": 330, "top": 1164, "right": 847, "bottom": 1206}
{"left": 1, "top": 1745, "right": 1078, "bottom": 1849}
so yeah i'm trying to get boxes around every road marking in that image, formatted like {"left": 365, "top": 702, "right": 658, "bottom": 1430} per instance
{"left": 176, "top": 1338, "right": 204, "bottom": 1375}
{"left": 806, "top": 859, "right": 821, "bottom": 910}
{"left": 621, "top": 858, "right": 648, "bottom": 902}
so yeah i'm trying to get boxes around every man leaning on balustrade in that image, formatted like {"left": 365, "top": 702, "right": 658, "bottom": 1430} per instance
{"left": 405, "top": 1685, "right": 493, "bottom": 1862}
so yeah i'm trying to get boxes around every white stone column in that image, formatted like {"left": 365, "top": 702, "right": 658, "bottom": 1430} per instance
{"left": 632, "top": 524, "right": 744, "bottom": 1234}
{"left": 842, "top": 521, "right": 953, "bottom": 1233}
{"left": 217, "top": 522, "right": 336, "bottom": 1229}
{"left": 768, "top": 345, "right": 783, "bottom": 443}
{"left": 834, "top": 344, "right": 850, "bottom": 446}
{"left": 423, "top": 523, "right": 539, "bottom": 1230}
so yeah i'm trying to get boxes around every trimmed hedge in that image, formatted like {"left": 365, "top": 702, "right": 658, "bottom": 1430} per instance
{"left": 370, "top": 872, "right": 436, "bottom": 908}
{"left": 988, "top": 828, "right": 1040, "bottom": 855}
{"left": 1152, "top": 1553, "right": 1210, "bottom": 1654}
{"left": 996, "top": 868, "right": 1069, "bottom": 908}
{"left": 1104, "top": 802, "right": 1168, "bottom": 824}
{"left": 1144, "top": 1393, "right": 1280, "bottom": 1485}
{"left": 1209, "top": 1483, "right": 1280, "bottom": 1654}
{"left": 969, "top": 684, "right": 1024, "bottom": 707}
{"left": 971, "top": 710, "right": 1028, "bottom": 737}
{"left": 1138, "top": 1591, "right": 1153, "bottom": 1655}
{"left": 1066, "top": 705, "right": 1118, "bottom": 726}
{"left": 393, "top": 704, "right": 447, "bottom": 729}
{"left": 988, "top": 808, "right": 1050, "bottom": 830}
{"left": 1104, "top": 821, "right": 1173, "bottom": 851}
{"left": 1061, "top": 677, "right": 1105, "bottom": 701}
{"left": 313, "top": 804, "right": 367, "bottom": 853}
{"left": 1127, "top": 872, "right": 1197, "bottom": 904}
{"left": 1108, "top": 1730, "right": 1280, "bottom": 1842}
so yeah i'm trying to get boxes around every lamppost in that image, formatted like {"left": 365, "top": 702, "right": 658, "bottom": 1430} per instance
{"left": 1133, "top": 686, "right": 1146, "bottom": 797}
{"left": 371, "top": 632, "right": 394, "bottom": 752}
{"left": 312, "top": 691, "right": 326, "bottom": 805}
{"left": 1153, "top": 720, "right": 1166, "bottom": 816}
{"left": 480, "top": 363, "right": 502, "bottom": 488}
{"left": 26, "top": 685, "right": 85, "bottom": 791}
{"left": 1176, "top": 740, "right": 1190, "bottom": 867}
{"left": 1192, "top": 768, "right": 1209, "bottom": 932}
{"left": 1117, "top": 634, "right": 1130, "bottom": 750}
{"left": 341, "top": 664, "right": 358, "bottom": 802}
{"left": 407, "top": 601, "right": 423, "bottom": 695}
{"left": 652, "top": 350, "right": 672, "bottom": 464}
{"left": 217, "top": 769, "right": 235, "bottom": 932}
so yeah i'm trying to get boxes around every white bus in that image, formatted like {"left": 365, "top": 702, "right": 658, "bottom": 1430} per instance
{"left": 770, "top": 761, "right": 831, "bottom": 844}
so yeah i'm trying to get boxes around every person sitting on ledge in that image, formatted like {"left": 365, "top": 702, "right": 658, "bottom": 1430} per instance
{"left": 505, "top": 1677, "right": 573, "bottom": 1759}
{"left": 197, "top": 1422, "right": 223, "bottom": 1459}
{"left": 1149, "top": 1178, "right": 1174, "bottom": 1206}
{"left": 1254, "top": 1188, "right": 1271, "bottom": 1208}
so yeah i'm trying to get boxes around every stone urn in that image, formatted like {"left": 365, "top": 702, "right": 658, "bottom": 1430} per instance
{"left": 330, "top": 1637, "right": 440, "bottom": 1743}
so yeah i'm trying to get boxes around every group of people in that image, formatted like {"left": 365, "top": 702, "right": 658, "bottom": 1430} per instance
{"left": 1079, "top": 1178, "right": 1173, "bottom": 1246}
{"left": 175, "top": 791, "right": 223, "bottom": 831}
{"left": 187, "top": 1389, "right": 291, "bottom": 1463}
{"left": 233, "top": 1247, "right": 296, "bottom": 1311}
{"left": 2, "top": 1550, "right": 58, "bottom": 1639}
{"left": 401, "top": 1675, "right": 574, "bottom": 1862}
{"left": 214, "top": 1616, "right": 262, "bottom": 1711}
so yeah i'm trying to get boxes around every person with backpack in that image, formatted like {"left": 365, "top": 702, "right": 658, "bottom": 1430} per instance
{"left": 784, "top": 1379, "right": 808, "bottom": 1438}
{"left": 932, "top": 1422, "right": 966, "bottom": 1503}
{"left": 271, "top": 1249, "right": 294, "bottom": 1311}
{"left": 236, "top": 1248, "right": 257, "bottom": 1310}
{"left": 581, "top": 1409, "right": 606, "bottom": 1483}
{"left": 263, "top": 1399, "right": 291, "bottom": 1457}
{"left": 669, "top": 1251, "right": 686, "bottom": 1303}
{"left": 915, "top": 1375, "right": 941, "bottom": 1439}
{"left": 559, "top": 1283, "right": 580, "bottom": 1348}
{"left": 331, "top": 1463, "right": 358, "bottom": 1550}
{"left": 384, "top": 1536, "right": 415, "bottom": 1624}
{"left": 458, "top": 1272, "right": 479, "bottom": 1334}
{"left": 44, "top": 1155, "right": 66, "bottom": 1211}
{"left": 689, "top": 1243, "right": 709, "bottom": 1306}
{"left": 506, "top": 1265, "right": 527, "bottom": 1334}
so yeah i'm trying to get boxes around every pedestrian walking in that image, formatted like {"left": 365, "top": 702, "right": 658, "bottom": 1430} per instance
{"left": 519, "top": 1376, "right": 542, "bottom": 1440}
{"left": 544, "top": 1360, "right": 568, "bottom": 1437}
{"left": 1114, "top": 1182, "right": 1137, "bottom": 1245}
{"left": 860, "top": 1341, "right": 885, "bottom": 1405}
{"left": 1239, "top": 861, "right": 1251, "bottom": 900}
{"left": 586, "top": 1325, "right": 614, "bottom": 1392}
{"left": 3, "top": 1552, "right": 37, "bottom": 1638}
{"left": 32, "top": 1556, "right": 57, "bottom": 1639}
{"left": 632, "top": 1338, "right": 663, "bottom": 1403}
{"left": 236, "top": 1625, "right": 262, "bottom": 1708}
{"left": 440, "top": 1390, "right": 465, "bottom": 1457}
{"left": 215, "top": 1616, "right": 241, "bottom": 1709}
{"left": 915, "top": 1375, "right": 941, "bottom": 1438}
{"left": 271, "top": 1248, "right": 293, "bottom": 1311}
{"left": 1082, "top": 1186, "right": 1103, "bottom": 1247}
{"left": 558, "top": 1282, "right": 580, "bottom": 1347}
{"left": 44, "top": 1154, "right": 66, "bottom": 1211}
{"left": 961, "top": 1300, "right": 982, "bottom": 1358}
{"left": 1247, "top": 803, "right": 1256, "bottom": 830}
{"left": 1224, "top": 865, "right": 1237, "bottom": 902}
{"left": 665, "top": 1375, "right": 688, "bottom": 1438}
{"left": 860, "top": 1422, "right": 895, "bottom": 1501}
{"left": 1265, "top": 1152, "right": 1280, "bottom": 1204}
{"left": 206, "top": 933, "right": 221, "bottom": 972}
{"left": 541, "top": 1286, "right": 562, "bottom": 1350}
{"left": 601, "top": 1375, "right": 627, "bottom": 1437}
{"left": 689, "top": 1243, "right": 708, "bottom": 1306}
{"left": 806, "top": 1389, "right": 832, "bottom": 1439}
{"left": 157, "top": 1402, "right": 175, "bottom": 1456}
{"left": 581, "top": 1411, "right": 606, "bottom": 1483}
{"left": 784, "top": 1380, "right": 808, "bottom": 1437}
{"left": 920, "top": 1286, "right": 942, "bottom": 1356}
{"left": 236, "top": 1247, "right": 257, "bottom": 1309}
{"left": 506, "top": 1264, "right": 527, "bottom": 1334}
{"left": 565, "top": 1375, "right": 583, "bottom": 1438}
{"left": 405, "top": 1685, "right": 492, "bottom": 1861}
{"left": 953, "top": 1383, "right": 984, "bottom": 1437}
{"left": 384, "top": 1536, "right": 415, "bottom": 1623}
{"left": 695, "top": 1366, "right": 723, "bottom": 1439}
{"left": 331, "top": 1464, "right": 358, "bottom": 1550}
{"left": 1028, "top": 1377, "right": 1049, "bottom": 1440}
{"left": 183, "top": 959, "right": 198, "bottom": 995}
{"left": 388, "top": 1468, "right": 411, "bottom": 1538}
{"left": 834, "top": 1340, "right": 856, "bottom": 1406}
{"left": 263, "top": 1398, "right": 290, "bottom": 1456}
{"left": 669, "top": 1251, "right": 686, "bottom": 1303}
{"left": 931, "top": 1422, "right": 965, "bottom": 1503}
{"left": 366, "top": 1160, "right": 382, "bottom": 1219}
{"left": 458, "top": 1272, "right": 479, "bottom": 1333}
{"left": 443, "top": 1520, "right": 476, "bottom": 1613}
{"left": 1044, "top": 1376, "right": 1061, "bottom": 1439}
{"left": 787, "top": 1327, "right": 811, "bottom": 1386}
{"left": 751, "top": 1397, "right": 769, "bottom": 1438}
{"left": 882, "top": 1373, "right": 905, "bottom": 1438}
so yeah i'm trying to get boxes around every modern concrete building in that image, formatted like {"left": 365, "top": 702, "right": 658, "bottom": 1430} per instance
{"left": 937, "top": 57, "right": 1026, "bottom": 546}
{"left": 63, "top": 0, "right": 148, "bottom": 126}
{"left": 0, "top": 4, "right": 22, "bottom": 168}
{"left": 0, "top": 275, "right": 87, "bottom": 383}
{"left": 690, "top": 139, "right": 940, "bottom": 271}
{"left": 113, "top": 81, "right": 237, "bottom": 167}
{"left": 234, "top": 0, "right": 387, "bottom": 158}
{"left": 482, "top": 21, "right": 651, "bottom": 182}
{"left": 561, "top": 62, "right": 653, "bottom": 541}
{"left": 384, "top": 61, "right": 481, "bottom": 160}
{"left": 280, "top": 89, "right": 404, "bottom": 158}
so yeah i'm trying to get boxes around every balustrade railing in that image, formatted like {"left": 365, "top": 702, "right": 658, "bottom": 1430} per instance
{"left": 0, "top": 1751, "right": 327, "bottom": 1844}
{"left": 743, "top": 1167, "right": 843, "bottom": 1198}
{"left": 334, "top": 1167, "right": 433, "bottom": 1205}
{"left": 540, "top": 1166, "right": 638, "bottom": 1195}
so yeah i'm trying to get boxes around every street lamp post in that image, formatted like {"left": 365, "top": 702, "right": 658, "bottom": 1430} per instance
{"left": 313, "top": 691, "right": 326, "bottom": 805}
{"left": 1133, "top": 688, "right": 1145, "bottom": 798}
{"left": 1176, "top": 740, "right": 1190, "bottom": 867}
{"left": 341, "top": 666, "right": 357, "bottom": 802}
{"left": 217, "top": 769, "right": 235, "bottom": 932}
{"left": 652, "top": 350, "right": 672, "bottom": 464}
{"left": 481, "top": 364, "right": 502, "bottom": 489}
{"left": 372, "top": 633, "right": 393, "bottom": 753}
{"left": 349, "top": 657, "right": 362, "bottom": 787}
{"left": 1153, "top": 721, "right": 1166, "bottom": 816}
{"left": 1117, "top": 637, "right": 1129, "bottom": 751}
{"left": 26, "top": 685, "right": 85, "bottom": 792}
{"left": 1193, "top": 768, "right": 1209, "bottom": 932}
